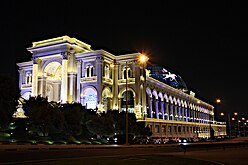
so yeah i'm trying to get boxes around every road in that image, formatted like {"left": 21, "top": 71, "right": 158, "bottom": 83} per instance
{"left": 0, "top": 137, "right": 248, "bottom": 164}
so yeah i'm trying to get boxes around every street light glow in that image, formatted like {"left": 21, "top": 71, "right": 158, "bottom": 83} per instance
{"left": 138, "top": 54, "right": 148, "bottom": 64}
{"left": 216, "top": 99, "right": 221, "bottom": 103}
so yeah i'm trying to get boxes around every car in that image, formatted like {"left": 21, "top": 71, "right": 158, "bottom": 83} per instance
{"left": 178, "top": 138, "right": 188, "bottom": 143}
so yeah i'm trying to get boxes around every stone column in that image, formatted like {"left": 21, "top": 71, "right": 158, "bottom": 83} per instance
{"left": 161, "top": 101, "right": 165, "bottom": 120}
{"left": 76, "top": 60, "right": 82, "bottom": 103}
{"left": 38, "top": 76, "right": 47, "bottom": 97}
{"left": 31, "top": 59, "right": 38, "bottom": 97}
{"left": 60, "top": 53, "right": 68, "bottom": 103}
{"left": 112, "top": 62, "right": 119, "bottom": 110}
{"left": 18, "top": 69, "right": 23, "bottom": 89}
{"left": 170, "top": 104, "right": 174, "bottom": 120}
{"left": 68, "top": 72, "right": 77, "bottom": 103}
{"left": 155, "top": 99, "right": 159, "bottom": 119}
{"left": 96, "top": 56, "right": 103, "bottom": 111}
{"left": 148, "top": 97, "right": 153, "bottom": 118}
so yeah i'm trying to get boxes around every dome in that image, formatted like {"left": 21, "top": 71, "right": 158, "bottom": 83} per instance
{"left": 147, "top": 65, "right": 188, "bottom": 91}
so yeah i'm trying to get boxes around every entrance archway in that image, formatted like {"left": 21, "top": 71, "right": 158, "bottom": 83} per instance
{"left": 120, "top": 89, "right": 135, "bottom": 113}
{"left": 102, "top": 87, "right": 112, "bottom": 112}
{"left": 81, "top": 86, "right": 97, "bottom": 110}
{"left": 44, "top": 61, "right": 62, "bottom": 102}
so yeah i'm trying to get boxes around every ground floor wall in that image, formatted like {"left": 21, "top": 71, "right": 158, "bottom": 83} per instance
{"left": 141, "top": 118, "right": 227, "bottom": 140}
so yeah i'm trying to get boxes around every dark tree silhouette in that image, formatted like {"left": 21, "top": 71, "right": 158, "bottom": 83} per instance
{"left": 0, "top": 75, "right": 19, "bottom": 131}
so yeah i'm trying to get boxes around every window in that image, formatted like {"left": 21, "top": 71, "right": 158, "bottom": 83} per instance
{"left": 104, "top": 65, "right": 110, "bottom": 78}
{"left": 162, "top": 125, "right": 166, "bottom": 133}
{"left": 25, "top": 72, "right": 32, "bottom": 84}
{"left": 123, "top": 67, "right": 131, "bottom": 79}
{"left": 85, "top": 65, "right": 94, "bottom": 77}
{"left": 155, "top": 125, "right": 160, "bottom": 133}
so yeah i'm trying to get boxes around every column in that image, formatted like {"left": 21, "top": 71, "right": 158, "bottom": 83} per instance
{"left": 96, "top": 56, "right": 103, "bottom": 112}
{"left": 165, "top": 102, "right": 169, "bottom": 120}
{"left": 31, "top": 63, "right": 38, "bottom": 97}
{"left": 67, "top": 49, "right": 77, "bottom": 103}
{"left": 149, "top": 97, "right": 153, "bottom": 118}
{"left": 155, "top": 99, "right": 159, "bottom": 119}
{"left": 170, "top": 104, "right": 174, "bottom": 120}
{"left": 38, "top": 76, "right": 47, "bottom": 97}
{"left": 18, "top": 69, "right": 23, "bottom": 89}
{"left": 68, "top": 72, "right": 77, "bottom": 103}
{"left": 161, "top": 101, "right": 165, "bottom": 120}
{"left": 112, "top": 62, "right": 119, "bottom": 110}
{"left": 61, "top": 54, "right": 68, "bottom": 103}
{"left": 76, "top": 60, "right": 82, "bottom": 103}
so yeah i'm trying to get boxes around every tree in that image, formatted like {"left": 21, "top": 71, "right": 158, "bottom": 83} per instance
{"left": 86, "top": 112, "right": 115, "bottom": 138}
{"left": 23, "top": 95, "right": 64, "bottom": 136}
{"left": 0, "top": 75, "right": 19, "bottom": 131}
{"left": 61, "top": 103, "right": 83, "bottom": 136}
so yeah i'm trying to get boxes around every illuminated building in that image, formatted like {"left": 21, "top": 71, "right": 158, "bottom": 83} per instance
{"left": 16, "top": 36, "right": 226, "bottom": 139}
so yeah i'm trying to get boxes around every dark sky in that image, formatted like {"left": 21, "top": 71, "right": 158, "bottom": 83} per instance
{"left": 1, "top": 1, "right": 247, "bottom": 118}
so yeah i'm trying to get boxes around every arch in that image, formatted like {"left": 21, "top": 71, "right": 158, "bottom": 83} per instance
{"left": 181, "top": 100, "right": 184, "bottom": 107}
{"left": 102, "top": 87, "right": 112, "bottom": 112}
{"left": 184, "top": 101, "right": 188, "bottom": 108}
{"left": 158, "top": 92, "right": 164, "bottom": 101}
{"left": 81, "top": 86, "right": 98, "bottom": 110}
{"left": 164, "top": 93, "right": 169, "bottom": 102}
{"left": 168, "top": 95, "right": 173, "bottom": 104}
{"left": 173, "top": 97, "right": 177, "bottom": 105}
{"left": 152, "top": 89, "right": 158, "bottom": 99}
{"left": 44, "top": 61, "right": 62, "bottom": 80}
{"left": 146, "top": 87, "right": 152, "bottom": 98}
{"left": 22, "top": 91, "right": 31, "bottom": 100}
{"left": 119, "top": 87, "right": 135, "bottom": 113}
{"left": 118, "top": 87, "right": 136, "bottom": 98}
{"left": 177, "top": 98, "right": 181, "bottom": 106}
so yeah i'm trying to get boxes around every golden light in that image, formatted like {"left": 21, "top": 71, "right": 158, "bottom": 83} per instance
{"left": 246, "top": 120, "right": 248, "bottom": 123}
{"left": 232, "top": 118, "right": 235, "bottom": 121}
{"left": 242, "top": 117, "right": 245, "bottom": 120}
{"left": 216, "top": 99, "right": 221, "bottom": 103}
{"left": 220, "top": 112, "right": 224, "bottom": 116}
{"left": 197, "top": 100, "right": 201, "bottom": 104}
{"left": 234, "top": 112, "right": 238, "bottom": 116}
{"left": 238, "top": 120, "right": 241, "bottom": 123}
{"left": 110, "top": 64, "right": 115, "bottom": 68}
{"left": 138, "top": 54, "right": 148, "bottom": 64}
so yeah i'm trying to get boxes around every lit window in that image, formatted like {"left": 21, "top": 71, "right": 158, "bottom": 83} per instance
{"left": 85, "top": 65, "right": 94, "bottom": 77}
{"left": 123, "top": 67, "right": 130, "bottom": 79}
{"left": 105, "top": 65, "right": 110, "bottom": 78}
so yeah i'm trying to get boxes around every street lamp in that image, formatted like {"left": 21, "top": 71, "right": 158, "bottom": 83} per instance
{"left": 220, "top": 112, "right": 231, "bottom": 139}
{"left": 233, "top": 112, "right": 241, "bottom": 137}
{"left": 242, "top": 117, "right": 246, "bottom": 136}
{"left": 124, "top": 54, "right": 148, "bottom": 145}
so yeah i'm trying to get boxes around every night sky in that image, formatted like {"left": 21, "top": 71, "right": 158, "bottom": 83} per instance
{"left": 1, "top": 1, "right": 247, "bottom": 118}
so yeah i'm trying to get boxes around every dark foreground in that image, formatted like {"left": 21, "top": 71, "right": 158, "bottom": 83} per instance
{"left": 0, "top": 137, "right": 248, "bottom": 165}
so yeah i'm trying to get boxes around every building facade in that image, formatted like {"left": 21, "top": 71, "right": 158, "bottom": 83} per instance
{"left": 16, "top": 36, "right": 226, "bottom": 139}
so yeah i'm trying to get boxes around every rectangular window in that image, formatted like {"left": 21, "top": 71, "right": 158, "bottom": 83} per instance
{"left": 174, "top": 126, "right": 177, "bottom": 133}
{"left": 155, "top": 125, "right": 160, "bottom": 133}
{"left": 161, "top": 125, "right": 166, "bottom": 133}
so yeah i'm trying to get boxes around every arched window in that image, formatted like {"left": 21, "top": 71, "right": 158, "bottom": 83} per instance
{"left": 25, "top": 72, "right": 32, "bottom": 84}
{"left": 121, "top": 90, "right": 134, "bottom": 113}
{"left": 85, "top": 65, "right": 94, "bottom": 77}
{"left": 123, "top": 67, "right": 130, "bottom": 79}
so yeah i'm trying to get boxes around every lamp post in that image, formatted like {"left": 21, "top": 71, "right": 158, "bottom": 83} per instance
{"left": 221, "top": 112, "right": 231, "bottom": 139}
{"left": 125, "top": 61, "right": 128, "bottom": 145}
{"left": 242, "top": 117, "right": 245, "bottom": 137}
